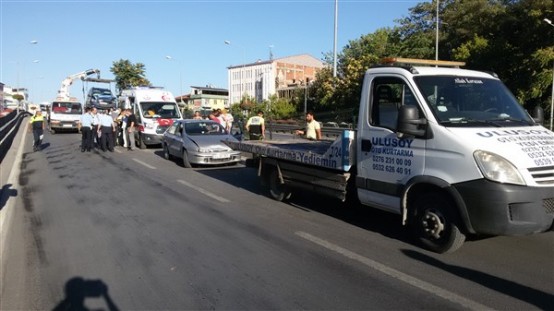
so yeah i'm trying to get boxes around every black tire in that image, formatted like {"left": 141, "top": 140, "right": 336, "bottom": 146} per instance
{"left": 163, "top": 144, "right": 172, "bottom": 160}
{"left": 411, "top": 193, "right": 466, "bottom": 254}
{"left": 268, "top": 169, "right": 292, "bottom": 202}
{"left": 137, "top": 133, "right": 146, "bottom": 149}
{"left": 182, "top": 150, "right": 192, "bottom": 168}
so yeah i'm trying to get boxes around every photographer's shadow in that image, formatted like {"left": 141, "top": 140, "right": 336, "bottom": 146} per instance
{"left": 53, "top": 277, "right": 119, "bottom": 311}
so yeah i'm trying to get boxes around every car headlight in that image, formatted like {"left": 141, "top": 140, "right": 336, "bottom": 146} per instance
{"left": 198, "top": 148, "right": 211, "bottom": 153}
{"left": 473, "top": 150, "right": 525, "bottom": 185}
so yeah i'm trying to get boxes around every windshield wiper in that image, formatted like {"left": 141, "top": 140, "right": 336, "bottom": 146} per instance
{"left": 439, "top": 118, "right": 502, "bottom": 127}
{"left": 487, "top": 117, "right": 533, "bottom": 125}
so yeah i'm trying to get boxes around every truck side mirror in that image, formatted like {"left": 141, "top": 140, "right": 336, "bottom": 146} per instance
{"left": 530, "top": 106, "right": 544, "bottom": 125}
{"left": 397, "top": 105, "right": 427, "bottom": 137}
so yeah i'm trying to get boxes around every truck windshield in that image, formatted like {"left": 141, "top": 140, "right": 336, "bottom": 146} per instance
{"left": 51, "top": 102, "right": 82, "bottom": 114}
{"left": 140, "top": 102, "right": 180, "bottom": 119}
{"left": 413, "top": 76, "right": 535, "bottom": 127}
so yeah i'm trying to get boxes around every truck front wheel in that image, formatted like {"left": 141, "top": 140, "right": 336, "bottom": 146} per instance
{"left": 269, "top": 169, "right": 292, "bottom": 202}
{"left": 411, "top": 193, "right": 466, "bottom": 254}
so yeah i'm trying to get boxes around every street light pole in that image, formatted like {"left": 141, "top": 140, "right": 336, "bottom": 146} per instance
{"left": 224, "top": 40, "right": 246, "bottom": 105}
{"left": 165, "top": 55, "right": 183, "bottom": 102}
{"left": 333, "top": 0, "right": 338, "bottom": 78}
{"left": 543, "top": 18, "right": 554, "bottom": 130}
{"left": 435, "top": 0, "right": 440, "bottom": 62}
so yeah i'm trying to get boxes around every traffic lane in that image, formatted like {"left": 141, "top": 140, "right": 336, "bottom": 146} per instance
{"left": 105, "top": 143, "right": 554, "bottom": 309}
{"left": 15, "top": 132, "right": 552, "bottom": 310}
{"left": 6, "top": 133, "right": 465, "bottom": 310}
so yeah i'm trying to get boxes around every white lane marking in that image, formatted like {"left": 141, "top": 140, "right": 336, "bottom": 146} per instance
{"left": 132, "top": 158, "right": 156, "bottom": 169}
{"left": 295, "top": 231, "right": 494, "bottom": 311}
{"left": 177, "top": 179, "right": 230, "bottom": 203}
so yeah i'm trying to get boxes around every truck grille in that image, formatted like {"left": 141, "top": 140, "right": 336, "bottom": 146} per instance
{"left": 528, "top": 166, "right": 554, "bottom": 185}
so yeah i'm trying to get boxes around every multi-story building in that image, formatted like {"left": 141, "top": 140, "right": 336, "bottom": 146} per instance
{"left": 227, "top": 54, "right": 324, "bottom": 105}
{"left": 178, "top": 85, "right": 229, "bottom": 115}
{"left": 2, "top": 86, "right": 29, "bottom": 110}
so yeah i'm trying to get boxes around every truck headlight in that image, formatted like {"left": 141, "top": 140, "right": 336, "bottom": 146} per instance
{"left": 473, "top": 150, "right": 525, "bottom": 185}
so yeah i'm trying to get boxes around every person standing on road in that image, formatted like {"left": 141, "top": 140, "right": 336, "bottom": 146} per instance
{"left": 125, "top": 109, "right": 137, "bottom": 150}
{"left": 118, "top": 109, "right": 129, "bottom": 148}
{"left": 295, "top": 111, "right": 321, "bottom": 140}
{"left": 91, "top": 107, "right": 100, "bottom": 149}
{"left": 78, "top": 107, "right": 94, "bottom": 152}
{"left": 98, "top": 110, "right": 115, "bottom": 152}
{"left": 192, "top": 111, "right": 203, "bottom": 120}
{"left": 29, "top": 110, "right": 46, "bottom": 151}
{"left": 246, "top": 110, "right": 265, "bottom": 140}
{"left": 222, "top": 109, "right": 234, "bottom": 133}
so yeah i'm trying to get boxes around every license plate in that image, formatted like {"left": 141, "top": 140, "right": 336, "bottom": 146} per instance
{"left": 62, "top": 124, "right": 73, "bottom": 128}
{"left": 213, "top": 153, "right": 230, "bottom": 159}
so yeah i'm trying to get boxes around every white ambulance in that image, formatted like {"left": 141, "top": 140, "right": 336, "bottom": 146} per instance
{"left": 119, "top": 87, "right": 182, "bottom": 148}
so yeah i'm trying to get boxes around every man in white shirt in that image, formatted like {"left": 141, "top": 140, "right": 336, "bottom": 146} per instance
{"left": 296, "top": 111, "right": 321, "bottom": 140}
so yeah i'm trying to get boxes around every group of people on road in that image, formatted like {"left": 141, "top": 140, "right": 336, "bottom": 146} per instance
{"left": 194, "top": 108, "right": 235, "bottom": 133}
{"left": 78, "top": 107, "right": 137, "bottom": 152}
{"left": 28, "top": 106, "right": 323, "bottom": 154}
{"left": 244, "top": 110, "right": 321, "bottom": 141}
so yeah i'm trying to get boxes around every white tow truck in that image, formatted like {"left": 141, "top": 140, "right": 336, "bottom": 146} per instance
{"left": 225, "top": 58, "right": 554, "bottom": 253}
{"left": 49, "top": 69, "right": 99, "bottom": 133}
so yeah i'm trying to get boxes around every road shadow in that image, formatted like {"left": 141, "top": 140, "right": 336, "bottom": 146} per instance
{"left": 401, "top": 249, "right": 554, "bottom": 310}
{"left": 0, "top": 184, "right": 18, "bottom": 211}
{"left": 199, "top": 166, "right": 414, "bottom": 246}
{"left": 52, "top": 277, "right": 119, "bottom": 311}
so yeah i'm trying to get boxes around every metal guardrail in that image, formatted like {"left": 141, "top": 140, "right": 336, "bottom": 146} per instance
{"left": 267, "top": 123, "right": 353, "bottom": 140}
{"left": 0, "top": 111, "right": 21, "bottom": 143}
{"left": 0, "top": 110, "right": 27, "bottom": 162}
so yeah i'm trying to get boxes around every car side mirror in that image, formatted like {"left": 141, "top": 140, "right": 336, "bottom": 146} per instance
{"left": 530, "top": 106, "right": 544, "bottom": 125}
{"left": 397, "top": 105, "right": 427, "bottom": 137}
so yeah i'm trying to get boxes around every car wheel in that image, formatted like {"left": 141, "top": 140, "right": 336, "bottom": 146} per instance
{"left": 411, "top": 193, "right": 466, "bottom": 254}
{"left": 268, "top": 168, "right": 292, "bottom": 202}
{"left": 163, "top": 144, "right": 172, "bottom": 160}
{"left": 182, "top": 150, "right": 192, "bottom": 168}
{"left": 137, "top": 133, "right": 146, "bottom": 149}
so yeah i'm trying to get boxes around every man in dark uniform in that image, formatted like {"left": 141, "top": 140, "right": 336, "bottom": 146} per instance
{"left": 29, "top": 110, "right": 45, "bottom": 151}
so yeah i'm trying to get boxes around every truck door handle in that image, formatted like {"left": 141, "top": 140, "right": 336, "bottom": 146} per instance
{"left": 361, "top": 139, "right": 372, "bottom": 152}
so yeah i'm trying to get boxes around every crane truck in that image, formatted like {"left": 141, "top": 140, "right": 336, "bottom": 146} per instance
{"left": 224, "top": 58, "right": 554, "bottom": 253}
{"left": 49, "top": 69, "right": 99, "bottom": 133}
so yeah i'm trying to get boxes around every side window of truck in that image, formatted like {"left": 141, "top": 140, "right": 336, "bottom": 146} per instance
{"left": 370, "top": 77, "right": 418, "bottom": 130}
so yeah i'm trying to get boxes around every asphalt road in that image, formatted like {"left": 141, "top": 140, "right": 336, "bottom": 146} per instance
{"left": 1, "top": 126, "right": 553, "bottom": 310}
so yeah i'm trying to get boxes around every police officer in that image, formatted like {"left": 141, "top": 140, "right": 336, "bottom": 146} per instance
{"left": 79, "top": 107, "right": 94, "bottom": 152}
{"left": 246, "top": 110, "right": 265, "bottom": 140}
{"left": 98, "top": 109, "right": 115, "bottom": 152}
{"left": 29, "top": 110, "right": 46, "bottom": 151}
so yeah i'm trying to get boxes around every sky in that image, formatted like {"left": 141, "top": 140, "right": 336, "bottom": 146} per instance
{"left": 1, "top": 0, "right": 423, "bottom": 104}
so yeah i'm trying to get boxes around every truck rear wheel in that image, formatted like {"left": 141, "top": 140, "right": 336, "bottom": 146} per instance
{"left": 411, "top": 193, "right": 466, "bottom": 254}
{"left": 268, "top": 169, "right": 291, "bottom": 202}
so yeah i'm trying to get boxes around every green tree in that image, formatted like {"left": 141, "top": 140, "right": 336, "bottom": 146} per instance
{"left": 110, "top": 59, "right": 151, "bottom": 92}
{"left": 309, "top": 0, "right": 554, "bottom": 117}
{"left": 267, "top": 94, "right": 296, "bottom": 120}
{"left": 12, "top": 94, "right": 24, "bottom": 102}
